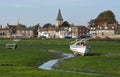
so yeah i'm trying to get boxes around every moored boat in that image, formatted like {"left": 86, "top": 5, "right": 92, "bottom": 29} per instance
{"left": 70, "top": 39, "right": 90, "bottom": 56}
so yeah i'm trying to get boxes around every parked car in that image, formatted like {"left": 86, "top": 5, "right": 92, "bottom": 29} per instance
{"left": 77, "top": 35, "right": 91, "bottom": 39}
{"left": 64, "top": 36, "right": 72, "bottom": 39}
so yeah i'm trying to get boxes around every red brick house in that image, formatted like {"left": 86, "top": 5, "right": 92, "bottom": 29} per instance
{"left": 6, "top": 24, "right": 34, "bottom": 38}
{"left": 71, "top": 26, "right": 89, "bottom": 38}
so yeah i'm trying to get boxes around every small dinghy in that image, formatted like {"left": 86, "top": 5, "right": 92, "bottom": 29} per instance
{"left": 5, "top": 43, "right": 17, "bottom": 49}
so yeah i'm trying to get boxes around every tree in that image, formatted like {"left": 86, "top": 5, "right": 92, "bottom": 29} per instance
{"left": 29, "top": 24, "right": 40, "bottom": 36}
{"left": 43, "top": 23, "right": 55, "bottom": 28}
{"left": 17, "top": 24, "right": 26, "bottom": 29}
{"left": 97, "top": 10, "right": 118, "bottom": 24}
{"left": 88, "top": 10, "right": 118, "bottom": 27}
{"left": 88, "top": 19, "right": 96, "bottom": 27}
{"left": 61, "top": 21, "right": 70, "bottom": 27}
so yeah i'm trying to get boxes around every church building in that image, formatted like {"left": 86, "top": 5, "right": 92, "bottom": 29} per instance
{"left": 55, "top": 9, "right": 64, "bottom": 27}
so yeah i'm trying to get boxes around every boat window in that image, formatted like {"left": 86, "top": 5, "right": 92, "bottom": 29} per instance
{"left": 81, "top": 42, "right": 84, "bottom": 45}
{"left": 76, "top": 42, "right": 81, "bottom": 45}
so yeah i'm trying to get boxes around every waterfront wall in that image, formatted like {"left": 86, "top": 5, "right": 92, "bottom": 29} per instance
{"left": 92, "top": 35, "right": 120, "bottom": 39}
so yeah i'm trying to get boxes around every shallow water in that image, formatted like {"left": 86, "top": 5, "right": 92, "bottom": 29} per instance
{"left": 39, "top": 53, "right": 74, "bottom": 70}
{"left": 38, "top": 53, "right": 103, "bottom": 75}
{"left": 39, "top": 59, "right": 58, "bottom": 70}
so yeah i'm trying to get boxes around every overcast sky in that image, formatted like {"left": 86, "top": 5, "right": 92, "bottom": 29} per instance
{"left": 0, "top": 0, "right": 120, "bottom": 27}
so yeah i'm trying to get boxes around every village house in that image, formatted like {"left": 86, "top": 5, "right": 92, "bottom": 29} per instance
{"left": 71, "top": 26, "right": 89, "bottom": 38}
{"left": 96, "top": 24, "right": 118, "bottom": 36}
{"left": 88, "top": 27, "right": 96, "bottom": 36}
{"left": 6, "top": 24, "right": 17, "bottom": 34}
{"left": 0, "top": 26, "right": 11, "bottom": 38}
{"left": 96, "top": 26, "right": 115, "bottom": 36}
{"left": 38, "top": 27, "right": 56, "bottom": 38}
{"left": 88, "top": 16, "right": 120, "bottom": 38}
{"left": 117, "top": 24, "right": 120, "bottom": 34}
{"left": 0, "top": 24, "right": 34, "bottom": 38}
{"left": 38, "top": 26, "right": 89, "bottom": 39}
{"left": 16, "top": 29, "right": 34, "bottom": 38}
{"left": 57, "top": 27, "right": 72, "bottom": 38}
{"left": 89, "top": 24, "right": 120, "bottom": 39}
{"left": 38, "top": 27, "right": 68, "bottom": 38}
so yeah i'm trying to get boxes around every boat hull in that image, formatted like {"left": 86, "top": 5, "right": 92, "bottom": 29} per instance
{"left": 70, "top": 45, "right": 89, "bottom": 56}
{"left": 70, "top": 39, "right": 90, "bottom": 56}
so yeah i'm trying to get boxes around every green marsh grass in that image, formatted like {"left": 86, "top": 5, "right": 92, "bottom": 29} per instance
{"left": 0, "top": 39, "right": 120, "bottom": 77}
{"left": 55, "top": 40, "right": 120, "bottom": 76}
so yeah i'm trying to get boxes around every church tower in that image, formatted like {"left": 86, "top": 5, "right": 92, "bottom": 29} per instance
{"left": 55, "top": 9, "right": 63, "bottom": 27}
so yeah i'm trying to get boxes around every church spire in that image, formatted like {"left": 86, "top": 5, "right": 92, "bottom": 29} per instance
{"left": 55, "top": 9, "right": 64, "bottom": 27}
{"left": 56, "top": 9, "right": 63, "bottom": 21}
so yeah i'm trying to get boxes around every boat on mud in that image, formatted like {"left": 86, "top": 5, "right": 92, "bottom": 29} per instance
{"left": 70, "top": 39, "right": 90, "bottom": 56}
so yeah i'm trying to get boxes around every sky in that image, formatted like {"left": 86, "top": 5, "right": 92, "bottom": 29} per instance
{"left": 0, "top": 0, "right": 120, "bottom": 27}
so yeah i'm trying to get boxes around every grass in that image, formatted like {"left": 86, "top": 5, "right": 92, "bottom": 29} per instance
{"left": 55, "top": 40, "right": 120, "bottom": 76}
{"left": 0, "top": 39, "right": 120, "bottom": 77}
{"left": 0, "top": 67, "right": 105, "bottom": 77}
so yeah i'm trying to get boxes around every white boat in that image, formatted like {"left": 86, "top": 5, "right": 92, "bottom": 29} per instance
{"left": 70, "top": 39, "right": 90, "bottom": 56}
{"left": 5, "top": 43, "right": 17, "bottom": 49}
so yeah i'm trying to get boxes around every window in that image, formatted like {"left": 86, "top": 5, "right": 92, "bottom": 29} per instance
{"left": 112, "top": 27, "right": 114, "bottom": 29}
{"left": 22, "top": 30, "right": 24, "bottom": 33}
{"left": 26, "top": 31, "right": 28, "bottom": 33}
{"left": 105, "top": 27, "right": 108, "bottom": 29}
{"left": 76, "top": 42, "right": 81, "bottom": 45}
{"left": 17, "top": 31, "right": 20, "bottom": 34}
